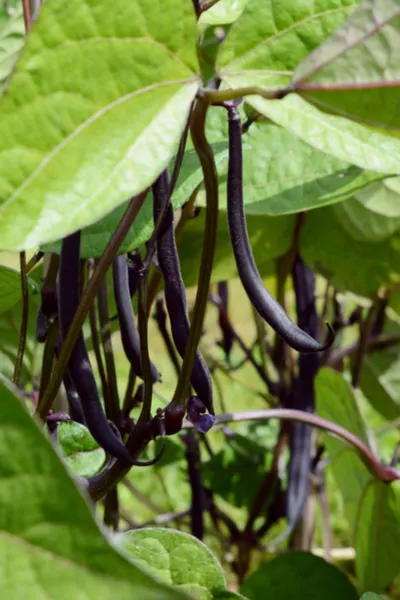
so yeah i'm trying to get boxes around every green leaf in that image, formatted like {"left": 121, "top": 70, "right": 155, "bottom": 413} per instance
{"left": 360, "top": 347, "right": 400, "bottom": 421}
{"left": 315, "top": 368, "right": 371, "bottom": 530}
{"left": 179, "top": 209, "right": 295, "bottom": 288}
{"left": 316, "top": 368, "right": 400, "bottom": 592}
{"left": 42, "top": 142, "right": 229, "bottom": 259}
{"left": 0, "top": 0, "right": 199, "bottom": 252}
{"left": 0, "top": 265, "right": 21, "bottom": 311}
{"left": 240, "top": 552, "right": 358, "bottom": 600}
{"left": 293, "top": 0, "right": 400, "bottom": 131}
{"left": 206, "top": 121, "right": 385, "bottom": 215}
{"left": 0, "top": 4, "right": 24, "bottom": 86}
{"left": 217, "top": 0, "right": 400, "bottom": 174}
{"left": 202, "top": 429, "right": 274, "bottom": 510}
{"left": 199, "top": 0, "right": 250, "bottom": 27}
{"left": 332, "top": 196, "right": 400, "bottom": 242}
{"left": 217, "top": 0, "right": 358, "bottom": 79}
{"left": 360, "top": 595, "right": 385, "bottom": 600}
{"left": 115, "top": 528, "right": 245, "bottom": 600}
{"left": 355, "top": 480, "right": 400, "bottom": 592}
{"left": 354, "top": 177, "right": 400, "bottom": 217}
{"left": 57, "top": 420, "right": 106, "bottom": 478}
{"left": 300, "top": 205, "right": 400, "bottom": 297}
{"left": 0, "top": 377, "right": 188, "bottom": 599}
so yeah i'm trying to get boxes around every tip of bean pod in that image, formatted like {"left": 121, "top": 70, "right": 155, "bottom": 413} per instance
{"left": 322, "top": 321, "right": 336, "bottom": 351}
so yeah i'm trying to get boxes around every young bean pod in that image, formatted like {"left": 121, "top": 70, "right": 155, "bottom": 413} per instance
{"left": 226, "top": 108, "right": 334, "bottom": 353}
{"left": 153, "top": 169, "right": 214, "bottom": 414}
{"left": 112, "top": 254, "right": 160, "bottom": 383}
{"left": 58, "top": 231, "right": 140, "bottom": 464}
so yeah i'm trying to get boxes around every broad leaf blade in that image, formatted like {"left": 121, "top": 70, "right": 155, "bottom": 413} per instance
{"left": 355, "top": 480, "right": 400, "bottom": 592}
{"left": 199, "top": 0, "right": 250, "bottom": 27}
{"left": 332, "top": 196, "right": 400, "bottom": 242}
{"left": 240, "top": 552, "right": 358, "bottom": 600}
{"left": 294, "top": 0, "right": 400, "bottom": 132}
{"left": 203, "top": 121, "right": 385, "bottom": 215}
{"left": 0, "top": 264, "right": 38, "bottom": 312}
{"left": 116, "top": 528, "right": 245, "bottom": 600}
{"left": 57, "top": 420, "right": 106, "bottom": 478}
{"left": 217, "top": 0, "right": 400, "bottom": 174}
{"left": 0, "top": 4, "right": 24, "bottom": 85}
{"left": 0, "top": 0, "right": 199, "bottom": 251}
{"left": 0, "top": 377, "right": 188, "bottom": 599}
{"left": 300, "top": 206, "right": 400, "bottom": 297}
{"left": 315, "top": 368, "right": 371, "bottom": 530}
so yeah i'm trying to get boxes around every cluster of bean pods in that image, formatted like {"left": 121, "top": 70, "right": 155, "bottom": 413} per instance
{"left": 34, "top": 100, "right": 335, "bottom": 544}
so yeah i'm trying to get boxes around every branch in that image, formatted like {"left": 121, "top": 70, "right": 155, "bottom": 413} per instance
{"left": 183, "top": 409, "right": 400, "bottom": 483}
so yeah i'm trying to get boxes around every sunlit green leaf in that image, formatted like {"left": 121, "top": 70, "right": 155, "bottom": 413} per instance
{"left": 116, "top": 528, "right": 246, "bottom": 600}
{"left": 0, "top": 377, "right": 188, "bottom": 599}
{"left": 57, "top": 420, "right": 106, "bottom": 478}
{"left": 0, "top": 0, "right": 199, "bottom": 251}
{"left": 240, "top": 552, "right": 358, "bottom": 600}
{"left": 294, "top": 0, "right": 400, "bottom": 132}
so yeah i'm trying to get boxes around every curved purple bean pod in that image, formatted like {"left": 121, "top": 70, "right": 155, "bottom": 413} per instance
{"left": 226, "top": 107, "right": 334, "bottom": 353}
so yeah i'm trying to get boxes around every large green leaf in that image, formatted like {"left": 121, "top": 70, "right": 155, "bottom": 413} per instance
{"left": 0, "top": 264, "right": 38, "bottom": 313}
{"left": 199, "top": 0, "right": 250, "bottom": 27}
{"left": 0, "top": 3, "right": 24, "bottom": 85}
{"left": 42, "top": 142, "right": 229, "bottom": 259}
{"left": 300, "top": 205, "right": 400, "bottom": 297}
{"left": 355, "top": 480, "right": 400, "bottom": 593}
{"left": 315, "top": 368, "right": 371, "bottom": 530}
{"left": 200, "top": 121, "right": 385, "bottom": 215}
{"left": 216, "top": 0, "right": 400, "bottom": 174}
{"left": 293, "top": 0, "right": 400, "bottom": 131}
{"left": 360, "top": 346, "right": 400, "bottom": 421}
{"left": 354, "top": 177, "right": 400, "bottom": 217}
{"left": 57, "top": 420, "right": 106, "bottom": 478}
{"left": 0, "top": 376, "right": 190, "bottom": 599}
{"left": 316, "top": 369, "right": 400, "bottom": 592}
{"left": 332, "top": 196, "right": 400, "bottom": 242}
{"left": 116, "top": 528, "right": 246, "bottom": 600}
{"left": 0, "top": 0, "right": 199, "bottom": 252}
{"left": 179, "top": 209, "right": 295, "bottom": 288}
{"left": 360, "top": 595, "right": 385, "bottom": 600}
{"left": 217, "top": 0, "right": 358, "bottom": 81}
{"left": 240, "top": 552, "right": 358, "bottom": 600}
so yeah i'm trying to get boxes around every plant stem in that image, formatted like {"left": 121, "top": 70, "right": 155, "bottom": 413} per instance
{"left": 98, "top": 274, "right": 120, "bottom": 422}
{"left": 36, "top": 192, "right": 148, "bottom": 420}
{"left": 26, "top": 250, "right": 44, "bottom": 274}
{"left": 201, "top": 86, "right": 291, "bottom": 104}
{"left": 171, "top": 98, "right": 219, "bottom": 406}
{"left": 183, "top": 408, "right": 400, "bottom": 483}
{"left": 135, "top": 263, "right": 153, "bottom": 425}
{"left": 88, "top": 299, "right": 109, "bottom": 408}
{"left": 13, "top": 252, "right": 29, "bottom": 387}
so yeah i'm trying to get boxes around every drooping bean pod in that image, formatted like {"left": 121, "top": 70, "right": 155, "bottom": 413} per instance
{"left": 152, "top": 169, "right": 214, "bottom": 415}
{"left": 58, "top": 231, "right": 137, "bottom": 463}
{"left": 226, "top": 107, "right": 334, "bottom": 353}
{"left": 112, "top": 254, "right": 160, "bottom": 383}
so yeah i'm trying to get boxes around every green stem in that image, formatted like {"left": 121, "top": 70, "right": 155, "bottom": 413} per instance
{"left": 13, "top": 252, "right": 29, "bottom": 387}
{"left": 136, "top": 270, "right": 153, "bottom": 424}
{"left": 201, "top": 86, "right": 291, "bottom": 104}
{"left": 171, "top": 98, "right": 219, "bottom": 407}
{"left": 98, "top": 273, "right": 120, "bottom": 421}
{"left": 36, "top": 192, "right": 148, "bottom": 420}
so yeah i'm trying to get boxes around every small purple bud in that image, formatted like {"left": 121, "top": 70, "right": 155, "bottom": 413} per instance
{"left": 187, "top": 396, "right": 216, "bottom": 433}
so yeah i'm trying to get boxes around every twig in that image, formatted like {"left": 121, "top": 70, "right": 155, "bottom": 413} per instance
{"left": 13, "top": 252, "right": 29, "bottom": 387}
{"left": 26, "top": 250, "right": 44, "bottom": 274}
{"left": 98, "top": 274, "right": 120, "bottom": 422}
{"left": 183, "top": 409, "right": 400, "bottom": 483}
